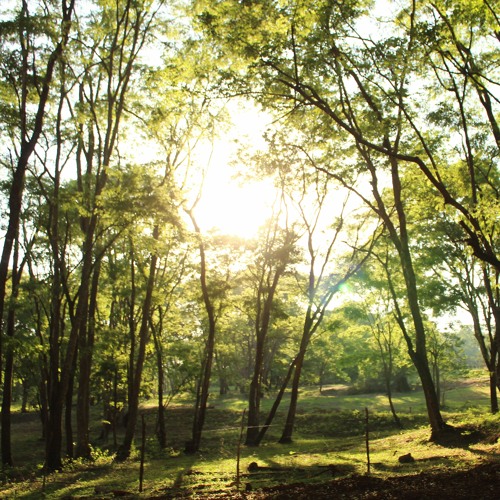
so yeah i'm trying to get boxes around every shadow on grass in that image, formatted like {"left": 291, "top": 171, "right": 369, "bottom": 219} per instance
{"left": 433, "top": 424, "right": 488, "bottom": 449}
{"left": 241, "top": 456, "right": 358, "bottom": 489}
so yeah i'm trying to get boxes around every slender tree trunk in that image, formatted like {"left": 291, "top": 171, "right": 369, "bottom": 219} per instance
{"left": 113, "top": 366, "right": 119, "bottom": 448}
{"left": 45, "top": 388, "right": 65, "bottom": 472}
{"left": 117, "top": 226, "right": 159, "bottom": 461}
{"left": 246, "top": 332, "right": 265, "bottom": 446}
{"left": 374, "top": 325, "right": 402, "bottom": 428}
{"left": 383, "top": 355, "right": 402, "bottom": 428}
{"left": 65, "top": 355, "right": 77, "bottom": 458}
{"left": 409, "top": 349, "right": 446, "bottom": 438}
{"left": 469, "top": 302, "right": 498, "bottom": 413}
{"left": 279, "top": 348, "right": 307, "bottom": 444}
{"left": 21, "top": 379, "right": 29, "bottom": 413}
{"left": 214, "top": 350, "right": 229, "bottom": 395}
{"left": 152, "top": 318, "right": 166, "bottom": 449}
{"left": 188, "top": 332, "right": 215, "bottom": 453}
{"left": 72, "top": 261, "right": 91, "bottom": 459}
{"left": 76, "top": 256, "right": 101, "bottom": 459}
{"left": 1, "top": 339, "right": 15, "bottom": 466}
{"left": 45, "top": 297, "right": 80, "bottom": 470}
{"left": 157, "top": 392, "right": 167, "bottom": 450}
{"left": 482, "top": 272, "right": 500, "bottom": 413}
{"left": 186, "top": 212, "right": 217, "bottom": 454}
{"left": 1, "top": 231, "right": 24, "bottom": 466}
{"left": 386, "top": 381, "right": 402, "bottom": 428}
{"left": 256, "top": 356, "right": 297, "bottom": 445}
{"left": 246, "top": 259, "right": 286, "bottom": 446}
{"left": 489, "top": 342, "right": 498, "bottom": 414}
{"left": 38, "top": 378, "right": 48, "bottom": 441}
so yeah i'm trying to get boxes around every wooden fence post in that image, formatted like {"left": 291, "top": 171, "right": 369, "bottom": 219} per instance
{"left": 365, "top": 407, "right": 371, "bottom": 475}
{"left": 139, "top": 415, "right": 146, "bottom": 492}
{"left": 236, "top": 408, "right": 246, "bottom": 490}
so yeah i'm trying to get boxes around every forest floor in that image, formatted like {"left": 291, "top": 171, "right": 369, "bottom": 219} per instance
{"left": 0, "top": 375, "right": 499, "bottom": 498}
{"left": 235, "top": 461, "right": 500, "bottom": 499}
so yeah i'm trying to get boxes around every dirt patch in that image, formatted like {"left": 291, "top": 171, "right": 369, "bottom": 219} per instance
{"left": 238, "top": 461, "right": 500, "bottom": 499}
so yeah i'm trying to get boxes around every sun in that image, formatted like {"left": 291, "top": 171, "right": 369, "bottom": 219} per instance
{"left": 191, "top": 100, "right": 277, "bottom": 239}
{"left": 194, "top": 170, "right": 277, "bottom": 239}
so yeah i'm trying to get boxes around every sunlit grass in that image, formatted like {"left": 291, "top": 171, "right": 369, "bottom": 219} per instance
{"left": 1, "top": 376, "right": 498, "bottom": 498}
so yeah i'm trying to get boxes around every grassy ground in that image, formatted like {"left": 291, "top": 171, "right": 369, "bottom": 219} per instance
{"left": 0, "top": 376, "right": 498, "bottom": 498}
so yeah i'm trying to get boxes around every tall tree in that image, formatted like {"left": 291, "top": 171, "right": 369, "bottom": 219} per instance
{"left": 246, "top": 128, "right": 378, "bottom": 444}
{"left": 0, "top": 0, "right": 75, "bottom": 468}
{"left": 245, "top": 199, "right": 298, "bottom": 446}
{"left": 194, "top": 0, "right": 497, "bottom": 439}
{"left": 67, "top": 0, "right": 165, "bottom": 461}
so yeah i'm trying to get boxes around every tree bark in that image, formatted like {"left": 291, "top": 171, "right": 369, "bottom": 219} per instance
{"left": 75, "top": 256, "right": 101, "bottom": 459}
{"left": 117, "top": 225, "right": 159, "bottom": 461}
{"left": 246, "top": 267, "right": 284, "bottom": 446}
{"left": 152, "top": 314, "right": 167, "bottom": 449}
{"left": 279, "top": 346, "right": 307, "bottom": 444}
{"left": 65, "top": 361, "right": 75, "bottom": 458}
{"left": 186, "top": 212, "right": 217, "bottom": 454}
{"left": 256, "top": 356, "right": 296, "bottom": 445}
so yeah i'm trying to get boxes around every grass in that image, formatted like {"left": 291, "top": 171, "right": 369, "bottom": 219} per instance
{"left": 0, "top": 376, "right": 498, "bottom": 498}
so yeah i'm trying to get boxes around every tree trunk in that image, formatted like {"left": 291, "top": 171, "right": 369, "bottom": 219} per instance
{"left": 65, "top": 357, "right": 76, "bottom": 458}
{"left": 489, "top": 369, "right": 499, "bottom": 414}
{"left": 409, "top": 350, "right": 446, "bottom": 439}
{"left": 214, "top": 350, "right": 229, "bottom": 395}
{"left": 279, "top": 348, "right": 307, "bottom": 444}
{"left": 246, "top": 262, "right": 286, "bottom": 446}
{"left": 386, "top": 384, "right": 402, "bottom": 428}
{"left": 21, "top": 379, "right": 29, "bottom": 413}
{"left": 152, "top": 318, "right": 166, "bottom": 449}
{"left": 191, "top": 321, "right": 216, "bottom": 448}
{"left": 188, "top": 332, "right": 216, "bottom": 452}
{"left": 186, "top": 212, "right": 217, "bottom": 454}
{"left": 469, "top": 301, "right": 498, "bottom": 413}
{"left": 45, "top": 388, "right": 65, "bottom": 471}
{"left": 383, "top": 356, "right": 402, "bottom": 428}
{"left": 75, "top": 256, "right": 101, "bottom": 460}
{"left": 1, "top": 232, "right": 23, "bottom": 466}
{"left": 246, "top": 333, "right": 265, "bottom": 446}
{"left": 376, "top": 147, "right": 448, "bottom": 439}
{"left": 1, "top": 346, "right": 15, "bottom": 466}
{"left": 45, "top": 307, "right": 80, "bottom": 471}
{"left": 256, "top": 356, "right": 296, "bottom": 445}
{"left": 117, "top": 226, "right": 159, "bottom": 461}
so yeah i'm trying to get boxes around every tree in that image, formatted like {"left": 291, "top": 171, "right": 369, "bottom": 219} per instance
{"left": 248, "top": 128, "right": 378, "bottom": 444}
{"left": 0, "top": 0, "right": 75, "bottom": 337}
{"left": 194, "top": 0, "right": 491, "bottom": 439}
{"left": 0, "top": 0, "right": 76, "bottom": 468}
{"left": 70, "top": 0, "right": 167, "bottom": 462}
{"left": 403, "top": 170, "right": 499, "bottom": 413}
{"left": 244, "top": 201, "right": 299, "bottom": 446}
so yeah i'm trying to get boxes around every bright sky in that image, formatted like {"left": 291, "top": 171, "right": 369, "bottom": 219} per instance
{"left": 193, "top": 102, "right": 278, "bottom": 239}
{"left": 195, "top": 170, "right": 277, "bottom": 238}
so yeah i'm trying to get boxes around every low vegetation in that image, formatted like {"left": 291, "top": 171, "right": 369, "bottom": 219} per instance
{"left": 1, "top": 375, "right": 498, "bottom": 498}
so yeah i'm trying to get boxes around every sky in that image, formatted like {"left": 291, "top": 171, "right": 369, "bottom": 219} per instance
{"left": 193, "top": 101, "right": 278, "bottom": 239}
